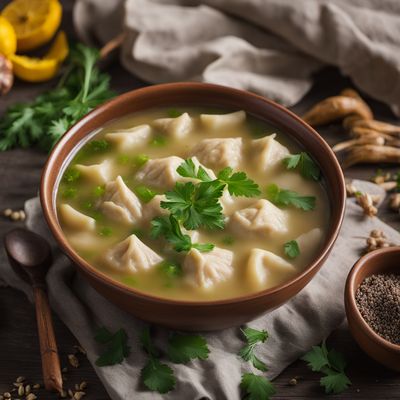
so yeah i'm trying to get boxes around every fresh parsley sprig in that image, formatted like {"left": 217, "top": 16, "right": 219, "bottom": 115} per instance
{"left": 241, "top": 373, "right": 276, "bottom": 400}
{"left": 94, "top": 327, "right": 130, "bottom": 366}
{"left": 266, "top": 184, "right": 316, "bottom": 211}
{"left": 284, "top": 240, "right": 300, "bottom": 259}
{"left": 217, "top": 167, "right": 261, "bottom": 197}
{"left": 301, "top": 341, "right": 351, "bottom": 394}
{"left": 283, "top": 152, "right": 321, "bottom": 181}
{"left": 167, "top": 333, "right": 210, "bottom": 363}
{"left": 151, "top": 215, "right": 214, "bottom": 252}
{"left": 0, "top": 44, "right": 115, "bottom": 151}
{"left": 176, "top": 158, "right": 213, "bottom": 182}
{"left": 239, "top": 327, "right": 269, "bottom": 372}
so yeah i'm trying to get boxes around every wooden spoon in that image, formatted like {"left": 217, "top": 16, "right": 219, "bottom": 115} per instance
{"left": 4, "top": 228, "right": 63, "bottom": 393}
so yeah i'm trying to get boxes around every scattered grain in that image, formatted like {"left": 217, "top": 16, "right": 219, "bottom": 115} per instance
{"left": 17, "top": 385, "right": 24, "bottom": 397}
{"left": 289, "top": 378, "right": 298, "bottom": 386}
{"left": 79, "top": 382, "right": 87, "bottom": 390}
{"left": 74, "top": 392, "right": 85, "bottom": 400}
{"left": 10, "top": 211, "right": 21, "bottom": 221}
{"left": 3, "top": 208, "right": 12, "bottom": 217}
{"left": 3, "top": 393, "right": 10, "bottom": 399}
{"left": 32, "top": 385, "right": 40, "bottom": 390}
{"left": 59, "top": 389, "right": 67, "bottom": 398}
{"left": 26, "top": 393, "right": 37, "bottom": 400}
{"left": 68, "top": 389, "right": 74, "bottom": 398}
{"left": 68, "top": 354, "right": 80, "bottom": 368}
{"left": 24, "top": 385, "right": 31, "bottom": 395}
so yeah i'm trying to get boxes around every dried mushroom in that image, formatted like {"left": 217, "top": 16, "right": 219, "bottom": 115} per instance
{"left": 355, "top": 192, "right": 378, "bottom": 217}
{"left": 342, "top": 145, "right": 400, "bottom": 168}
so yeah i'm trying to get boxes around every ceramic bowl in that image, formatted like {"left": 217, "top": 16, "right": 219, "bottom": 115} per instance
{"left": 345, "top": 246, "right": 400, "bottom": 371}
{"left": 41, "top": 82, "right": 346, "bottom": 330}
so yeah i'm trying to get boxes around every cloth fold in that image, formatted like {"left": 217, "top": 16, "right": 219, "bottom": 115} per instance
{"left": 1, "top": 180, "right": 398, "bottom": 400}
{"left": 73, "top": 0, "right": 400, "bottom": 114}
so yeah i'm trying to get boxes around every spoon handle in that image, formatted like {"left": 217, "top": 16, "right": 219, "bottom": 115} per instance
{"left": 34, "top": 286, "right": 63, "bottom": 393}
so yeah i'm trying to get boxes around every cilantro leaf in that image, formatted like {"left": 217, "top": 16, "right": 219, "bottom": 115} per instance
{"left": 139, "top": 327, "right": 159, "bottom": 358}
{"left": 166, "top": 334, "right": 210, "bottom": 363}
{"left": 94, "top": 327, "right": 130, "bottom": 366}
{"left": 217, "top": 167, "right": 261, "bottom": 197}
{"left": 141, "top": 358, "right": 176, "bottom": 394}
{"left": 284, "top": 240, "right": 300, "bottom": 259}
{"left": 150, "top": 215, "right": 214, "bottom": 253}
{"left": 240, "top": 373, "right": 276, "bottom": 400}
{"left": 266, "top": 184, "right": 316, "bottom": 211}
{"left": 239, "top": 328, "right": 269, "bottom": 372}
{"left": 283, "top": 152, "right": 321, "bottom": 181}
{"left": 301, "top": 341, "right": 351, "bottom": 395}
{"left": 320, "top": 370, "right": 351, "bottom": 394}
{"left": 161, "top": 181, "right": 225, "bottom": 230}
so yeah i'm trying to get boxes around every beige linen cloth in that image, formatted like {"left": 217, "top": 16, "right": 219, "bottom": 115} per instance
{"left": 1, "top": 180, "right": 399, "bottom": 399}
{"left": 73, "top": 0, "right": 400, "bottom": 114}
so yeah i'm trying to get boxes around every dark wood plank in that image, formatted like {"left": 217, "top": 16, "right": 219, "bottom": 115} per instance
{"left": 0, "top": 0, "right": 399, "bottom": 398}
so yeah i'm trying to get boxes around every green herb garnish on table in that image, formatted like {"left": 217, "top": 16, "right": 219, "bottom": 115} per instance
{"left": 301, "top": 341, "right": 351, "bottom": 394}
{"left": 240, "top": 373, "right": 276, "bottom": 400}
{"left": 239, "top": 327, "right": 269, "bottom": 372}
{"left": 167, "top": 333, "right": 210, "bottom": 363}
{"left": 94, "top": 327, "right": 130, "bottom": 367}
{"left": 0, "top": 44, "right": 115, "bottom": 151}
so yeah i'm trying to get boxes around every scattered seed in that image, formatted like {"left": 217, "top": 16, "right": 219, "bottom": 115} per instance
{"left": 32, "top": 385, "right": 40, "bottom": 390}
{"left": 25, "top": 385, "right": 31, "bottom": 395}
{"left": 11, "top": 211, "right": 21, "bottom": 221}
{"left": 17, "top": 385, "right": 24, "bottom": 397}
{"left": 62, "top": 367, "right": 68, "bottom": 373}
{"left": 3, "top": 393, "right": 11, "bottom": 399}
{"left": 74, "top": 392, "right": 85, "bottom": 400}
{"left": 68, "top": 354, "right": 80, "bottom": 368}
{"left": 79, "top": 382, "right": 87, "bottom": 390}
{"left": 16, "top": 377, "right": 25, "bottom": 384}
{"left": 289, "top": 378, "right": 298, "bottom": 386}
{"left": 19, "top": 210, "right": 26, "bottom": 221}
{"left": 3, "top": 208, "right": 12, "bottom": 217}
{"left": 59, "top": 389, "right": 67, "bottom": 398}
{"left": 13, "top": 382, "right": 23, "bottom": 388}
{"left": 26, "top": 394, "right": 37, "bottom": 400}
{"left": 74, "top": 384, "right": 80, "bottom": 391}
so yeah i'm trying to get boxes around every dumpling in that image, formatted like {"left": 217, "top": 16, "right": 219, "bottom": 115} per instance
{"left": 75, "top": 160, "right": 112, "bottom": 185}
{"left": 200, "top": 110, "right": 246, "bottom": 130}
{"left": 251, "top": 134, "right": 290, "bottom": 171}
{"left": 142, "top": 194, "right": 169, "bottom": 222}
{"left": 190, "top": 138, "right": 242, "bottom": 170}
{"left": 104, "top": 234, "right": 163, "bottom": 273}
{"left": 246, "top": 249, "right": 297, "bottom": 289}
{"left": 59, "top": 204, "right": 95, "bottom": 231}
{"left": 135, "top": 156, "right": 184, "bottom": 189}
{"left": 229, "top": 199, "right": 288, "bottom": 236}
{"left": 68, "top": 232, "right": 103, "bottom": 252}
{"left": 99, "top": 176, "right": 142, "bottom": 225}
{"left": 152, "top": 113, "right": 192, "bottom": 139}
{"left": 104, "top": 124, "right": 151, "bottom": 151}
{"left": 183, "top": 247, "right": 233, "bottom": 290}
{"left": 295, "top": 228, "right": 323, "bottom": 264}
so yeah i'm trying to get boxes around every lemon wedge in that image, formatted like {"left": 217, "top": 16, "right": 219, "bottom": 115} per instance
{"left": 0, "top": 15, "right": 17, "bottom": 55}
{"left": 2, "top": 0, "right": 62, "bottom": 52}
{"left": 10, "top": 31, "right": 69, "bottom": 82}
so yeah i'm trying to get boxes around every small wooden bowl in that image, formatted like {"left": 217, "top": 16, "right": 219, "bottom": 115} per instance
{"left": 345, "top": 247, "right": 400, "bottom": 371}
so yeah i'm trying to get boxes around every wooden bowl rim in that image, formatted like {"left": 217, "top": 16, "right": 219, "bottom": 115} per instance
{"left": 345, "top": 246, "right": 400, "bottom": 353}
{"left": 40, "top": 82, "right": 346, "bottom": 307}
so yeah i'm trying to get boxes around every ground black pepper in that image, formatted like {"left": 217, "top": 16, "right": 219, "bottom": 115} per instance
{"left": 355, "top": 273, "right": 400, "bottom": 345}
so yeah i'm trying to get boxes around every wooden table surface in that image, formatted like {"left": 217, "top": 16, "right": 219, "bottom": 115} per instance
{"left": 1, "top": 1, "right": 399, "bottom": 399}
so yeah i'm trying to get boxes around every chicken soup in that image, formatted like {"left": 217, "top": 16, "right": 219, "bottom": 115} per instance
{"left": 57, "top": 108, "right": 329, "bottom": 301}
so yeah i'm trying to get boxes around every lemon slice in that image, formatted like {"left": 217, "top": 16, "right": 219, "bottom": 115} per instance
{"left": 2, "top": 0, "right": 62, "bottom": 52}
{"left": 0, "top": 15, "right": 17, "bottom": 55}
{"left": 10, "top": 30, "right": 69, "bottom": 82}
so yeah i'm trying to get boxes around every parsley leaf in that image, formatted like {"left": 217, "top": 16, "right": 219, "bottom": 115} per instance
{"left": 141, "top": 358, "right": 176, "bottom": 394}
{"left": 161, "top": 181, "right": 225, "bottom": 230}
{"left": 284, "top": 240, "right": 300, "bottom": 259}
{"left": 238, "top": 327, "right": 268, "bottom": 372}
{"left": 240, "top": 373, "right": 276, "bottom": 400}
{"left": 167, "top": 333, "right": 210, "bottom": 363}
{"left": 176, "top": 158, "right": 212, "bottom": 182}
{"left": 266, "top": 184, "right": 316, "bottom": 211}
{"left": 217, "top": 167, "right": 261, "bottom": 197}
{"left": 301, "top": 341, "right": 351, "bottom": 394}
{"left": 140, "top": 327, "right": 176, "bottom": 394}
{"left": 94, "top": 327, "right": 130, "bottom": 367}
{"left": 283, "top": 152, "right": 321, "bottom": 181}
{"left": 151, "top": 215, "right": 214, "bottom": 253}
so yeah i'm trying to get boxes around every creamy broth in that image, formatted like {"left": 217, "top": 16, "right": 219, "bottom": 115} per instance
{"left": 57, "top": 107, "right": 330, "bottom": 301}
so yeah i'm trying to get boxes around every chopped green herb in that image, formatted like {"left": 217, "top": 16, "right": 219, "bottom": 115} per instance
{"left": 0, "top": 44, "right": 115, "bottom": 151}
{"left": 151, "top": 135, "right": 167, "bottom": 147}
{"left": 94, "top": 327, "right": 130, "bottom": 367}
{"left": 151, "top": 215, "right": 214, "bottom": 253}
{"left": 131, "top": 228, "right": 145, "bottom": 238}
{"left": 140, "top": 327, "right": 176, "bottom": 394}
{"left": 176, "top": 158, "right": 212, "bottom": 182}
{"left": 301, "top": 341, "right": 351, "bottom": 394}
{"left": 284, "top": 240, "right": 300, "bottom": 259}
{"left": 283, "top": 152, "right": 321, "bottom": 181}
{"left": 266, "top": 184, "right": 316, "bottom": 211}
{"left": 116, "top": 154, "right": 131, "bottom": 165}
{"left": 99, "top": 227, "right": 113, "bottom": 237}
{"left": 161, "top": 181, "right": 225, "bottom": 230}
{"left": 159, "top": 261, "right": 183, "bottom": 279}
{"left": 120, "top": 276, "right": 138, "bottom": 286}
{"left": 81, "top": 200, "right": 93, "bottom": 210}
{"left": 166, "top": 108, "right": 183, "bottom": 118}
{"left": 221, "top": 235, "right": 235, "bottom": 245}
{"left": 238, "top": 327, "right": 268, "bottom": 372}
{"left": 134, "top": 154, "right": 150, "bottom": 167}
{"left": 217, "top": 167, "right": 261, "bottom": 197}
{"left": 240, "top": 373, "right": 276, "bottom": 400}
{"left": 166, "top": 334, "right": 209, "bottom": 364}
{"left": 61, "top": 187, "right": 77, "bottom": 199}
{"left": 63, "top": 167, "right": 80, "bottom": 183}
{"left": 135, "top": 185, "right": 157, "bottom": 203}
{"left": 93, "top": 185, "right": 105, "bottom": 197}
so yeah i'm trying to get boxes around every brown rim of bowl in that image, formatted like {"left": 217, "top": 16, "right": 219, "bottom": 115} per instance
{"left": 40, "top": 82, "right": 346, "bottom": 307}
{"left": 346, "top": 246, "right": 400, "bottom": 352}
